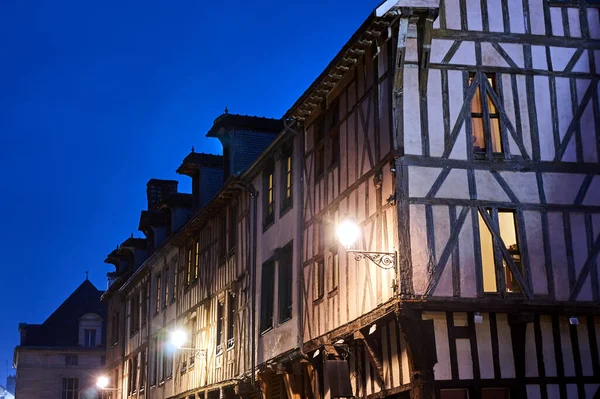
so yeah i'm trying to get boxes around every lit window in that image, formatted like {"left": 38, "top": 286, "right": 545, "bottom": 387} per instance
{"left": 471, "top": 73, "right": 502, "bottom": 155}
{"left": 281, "top": 146, "right": 293, "bottom": 212}
{"left": 216, "top": 302, "right": 224, "bottom": 354}
{"left": 479, "top": 209, "right": 524, "bottom": 294}
{"left": 264, "top": 162, "right": 275, "bottom": 227}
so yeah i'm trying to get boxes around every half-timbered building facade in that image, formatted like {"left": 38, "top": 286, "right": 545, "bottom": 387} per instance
{"left": 101, "top": 1, "right": 600, "bottom": 398}
{"left": 288, "top": 0, "right": 600, "bottom": 398}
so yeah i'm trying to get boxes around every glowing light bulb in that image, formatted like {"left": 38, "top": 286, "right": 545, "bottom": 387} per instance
{"left": 337, "top": 217, "right": 361, "bottom": 249}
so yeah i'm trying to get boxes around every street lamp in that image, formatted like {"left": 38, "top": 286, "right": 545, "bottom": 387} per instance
{"left": 169, "top": 329, "right": 206, "bottom": 358}
{"left": 336, "top": 216, "right": 397, "bottom": 271}
{"left": 96, "top": 376, "right": 109, "bottom": 389}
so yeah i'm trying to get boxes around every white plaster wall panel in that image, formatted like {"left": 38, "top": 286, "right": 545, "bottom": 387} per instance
{"left": 436, "top": 169, "right": 470, "bottom": 199}
{"left": 433, "top": 12, "right": 440, "bottom": 29}
{"left": 428, "top": 69, "right": 445, "bottom": 157}
{"left": 368, "top": 173, "right": 377, "bottom": 218}
{"left": 547, "top": 385, "right": 560, "bottom": 397}
{"left": 516, "top": 75, "right": 534, "bottom": 158}
{"left": 434, "top": 255, "right": 454, "bottom": 296}
{"left": 451, "top": 41, "right": 476, "bottom": 65}
{"left": 551, "top": 47, "right": 577, "bottom": 72}
{"left": 475, "top": 314, "right": 495, "bottom": 379}
{"left": 444, "top": 0, "right": 462, "bottom": 30}
{"left": 474, "top": 170, "right": 511, "bottom": 202}
{"left": 583, "top": 176, "right": 600, "bottom": 206}
{"left": 456, "top": 338, "right": 474, "bottom": 379}
{"left": 567, "top": 8, "right": 581, "bottom": 38}
{"left": 466, "top": 0, "right": 482, "bottom": 31}
{"left": 379, "top": 80, "right": 391, "bottom": 153}
{"left": 578, "top": 80, "right": 598, "bottom": 163}
{"left": 433, "top": 205, "right": 454, "bottom": 296}
{"left": 526, "top": 385, "right": 541, "bottom": 399}
{"left": 422, "top": 312, "right": 452, "bottom": 380}
{"left": 531, "top": 45, "right": 547, "bottom": 70}
{"left": 449, "top": 125, "right": 468, "bottom": 160}
{"left": 481, "top": 42, "right": 510, "bottom": 67}
{"left": 500, "top": 43, "right": 524, "bottom": 68}
{"left": 571, "top": 51, "right": 589, "bottom": 74}
{"left": 499, "top": 171, "right": 538, "bottom": 203}
{"left": 559, "top": 316, "right": 576, "bottom": 376}
{"left": 550, "top": 8, "right": 564, "bottom": 36}
{"left": 540, "top": 315, "right": 557, "bottom": 377}
{"left": 589, "top": 8, "right": 600, "bottom": 39}
{"left": 586, "top": 385, "right": 600, "bottom": 398}
{"left": 523, "top": 211, "right": 549, "bottom": 295}
{"left": 409, "top": 166, "right": 443, "bottom": 198}
{"left": 404, "top": 68, "right": 422, "bottom": 155}
{"left": 410, "top": 204, "right": 429, "bottom": 294}
{"left": 448, "top": 69, "right": 468, "bottom": 160}
{"left": 548, "top": 212, "right": 571, "bottom": 301}
{"left": 566, "top": 384, "right": 578, "bottom": 398}
{"left": 528, "top": 0, "right": 546, "bottom": 35}
{"left": 430, "top": 39, "right": 456, "bottom": 64}
{"left": 571, "top": 213, "right": 593, "bottom": 302}
{"left": 487, "top": 0, "right": 504, "bottom": 32}
{"left": 535, "top": 76, "right": 555, "bottom": 161}
{"left": 508, "top": 0, "right": 525, "bottom": 34}
{"left": 459, "top": 212, "right": 478, "bottom": 297}
{"left": 496, "top": 313, "right": 516, "bottom": 378}
{"left": 525, "top": 322, "right": 539, "bottom": 377}
{"left": 405, "top": 38, "right": 418, "bottom": 63}
{"left": 544, "top": 173, "right": 586, "bottom": 205}
{"left": 577, "top": 322, "right": 594, "bottom": 376}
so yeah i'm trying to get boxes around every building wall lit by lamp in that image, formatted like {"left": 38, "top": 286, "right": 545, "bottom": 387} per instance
{"left": 169, "top": 329, "right": 207, "bottom": 358}
{"left": 336, "top": 216, "right": 398, "bottom": 280}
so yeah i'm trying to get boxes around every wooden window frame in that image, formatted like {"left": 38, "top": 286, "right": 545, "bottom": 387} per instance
{"left": 280, "top": 145, "right": 293, "bottom": 214}
{"left": 479, "top": 208, "right": 526, "bottom": 295}
{"left": 227, "top": 293, "right": 236, "bottom": 350}
{"left": 216, "top": 301, "right": 224, "bottom": 355}
{"left": 194, "top": 241, "right": 200, "bottom": 281}
{"left": 329, "top": 245, "right": 339, "bottom": 294}
{"left": 470, "top": 72, "right": 503, "bottom": 158}
{"left": 278, "top": 243, "right": 293, "bottom": 323}
{"left": 155, "top": 273, "right": 161, "bottom": 314}
{"left": 260, "top": 260, "right": 275, "bottom": 333}
{"left": 163, "top": 268, "right": 169, "bottom": 309}
{"left": 264, "top": 162, "right": 275, "bottom": 229}
{"left": 62, "top": 377, "right": 79, "bottom": 399}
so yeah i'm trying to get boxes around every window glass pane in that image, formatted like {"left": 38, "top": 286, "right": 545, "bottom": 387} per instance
{"left": 479, "top": 213, "right": 497, "bottom": 292}
{"left": 471, "top": 81, "right": 482, "bottom": 113}
{"left": 472, "top": 117, "right": 485, "bottom": 152}
{"left": 490, "top": 116, "right": 502, "bottom": 153}
{"left": 498, "top": 211, "right": 522, "bottom": 293}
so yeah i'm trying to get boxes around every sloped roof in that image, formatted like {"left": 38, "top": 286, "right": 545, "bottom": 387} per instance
{"left": 18, "top": 279, "right": 106, "bottom": 347}
{"left": 158, "top": 193, "right": 194, "bottom": 209}
{"left": 206, "top": 113, "right": 283, "bottom": 138}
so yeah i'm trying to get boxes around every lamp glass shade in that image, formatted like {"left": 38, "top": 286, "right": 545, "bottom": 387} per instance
{"left": 96, "top": 376, "right": 109, "bottom": 389}
{"left": 337, "top": 218, "right": 361, "bottom": 249}
{"left": 170, "top": 329, "right": 188, "bottom": 349}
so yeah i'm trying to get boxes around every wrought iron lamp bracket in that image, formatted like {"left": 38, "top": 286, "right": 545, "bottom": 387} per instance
{"left": 346, "top": 250, "right": 397, "bottom": 270}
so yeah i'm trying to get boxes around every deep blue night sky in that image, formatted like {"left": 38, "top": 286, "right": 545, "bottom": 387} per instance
{"left": 0, "top": 0, "right": 381, "bottom": 382}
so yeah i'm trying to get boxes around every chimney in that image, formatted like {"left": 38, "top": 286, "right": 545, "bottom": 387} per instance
{"left": 146, "top": 179, "right": 178, "bottom": 211}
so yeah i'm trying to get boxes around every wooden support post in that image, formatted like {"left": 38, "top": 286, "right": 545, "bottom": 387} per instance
{"left": 354, "top": 331, "right": 385, "bottom": 389}
{"left": 396, "top": 307, "right": 437, "bottom": 399}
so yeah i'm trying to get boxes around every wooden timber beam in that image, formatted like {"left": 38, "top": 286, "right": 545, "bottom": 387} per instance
{"left": 396, "top": 307, "right": 437, "bottom": 399}
{"left": 353, "top": 331, "right": 385, "bottom": 389}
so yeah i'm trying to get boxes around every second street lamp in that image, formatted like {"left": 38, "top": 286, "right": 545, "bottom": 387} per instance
{"left": 336, "top": 216, "right": 398, "bottom": 273}
{"left": 169, "top": 329, "right": 206, "bottom": 358}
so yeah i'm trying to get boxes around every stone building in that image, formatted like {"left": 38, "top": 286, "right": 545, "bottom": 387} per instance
{"left": 13, "top": 279, "right": 107, "bottom": 398}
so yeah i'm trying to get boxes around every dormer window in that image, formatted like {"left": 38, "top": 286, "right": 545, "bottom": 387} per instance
{"left": 78, "top": 313, "right": 102, "bottom": 348}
